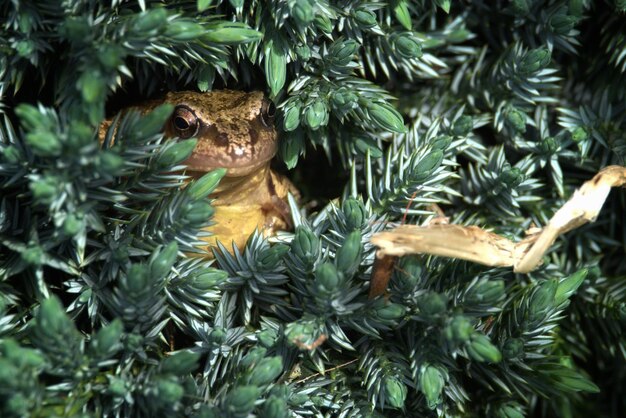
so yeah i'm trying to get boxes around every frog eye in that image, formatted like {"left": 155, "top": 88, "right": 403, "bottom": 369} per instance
{"left": 171, "top": 106, "right": 199, "bottom": 139}
{"left": 260, "top": 99, "right": 276, "bottom": 127}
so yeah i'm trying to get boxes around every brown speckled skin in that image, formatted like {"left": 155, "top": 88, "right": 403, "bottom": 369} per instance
{"left": 103, "top": 90, "right": 294, "bottom": 254}
{"left": 169, "top": 90, "right": 293, "bottom": 254}
{"left": 163, "top": 90, "right": 278, "bottom": 177}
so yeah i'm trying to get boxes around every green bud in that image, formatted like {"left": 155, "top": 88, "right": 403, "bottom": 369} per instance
{"left": 354, "top": 135, "right": 383, "bottom": 158}
{"left": 99, "top": 151, "right": 125, "bottom": 175}
{"left": 571, "top": 126, "right": 589, "bottom": 142}
{"left": 502, "top": 338, "right": 524, "bottom": 360}
{"left": 203, "top": 22, "right": 262, "bottom": 43}
{"left": 225, "top": 386, "right": 260, "bottom": 416}
{"left": 156, "top": 139, "right": 198, "bottom": 168}
{"left": 304, "top": 99, "right": 329, "bottom": 130}
{"left": 37, "top": 296, "right": 74, "bottom": 336}
{"left": 15, "top": 40, "right": 35, "bottom": 57}
{"left": 316, "top": 262, "right": 341, "bottom": 293}
{"left": 97, "top": 44, "right": 124, "bottom": 71}
{"left": 258, "top": 329, "right": 278, "bottom": 348}
{"left": 125, "top": 333, "right": 144, "bottom": 351}
{"left": 383, "top": 376, "right": 407, "bottom": 409}
{"left": 149, "top": 242, "right": 179, "bottom": 279}
{"left": 496, "top": 403, "right": 525, "bottom": 418}
{"left": 291, "top": 226, "right": 320, "bottom": 264}
{"left": 30, "top": 176, "right": 58, "bottom": 205}
{"left": 510, "top": 0, "right": 530, "bottom": 16}
{"left": 269, "top": 384, "right": 290, "bottom": 399}
{"left": 342, "top": 198, "right": 368, "bottom": 230}
{"left": 108, "top": 376, "right": 128, "bottom": 397}
{"left": 465, "top": 279, "right": 505, "bottom": 305}
{"left": 452, "top": 115, "right": 473, "bottom": 136}
{"left": 257, "top": 244, "right": 289, "bottom": 269}
{"left": 193, "top": 268, "right": 228, "bottom": 290}
{"left": 261, "top": 396, "right": 289, "bottom": 418}
{"left": 6, "top": 393, "right": 28, "bottom": 416}
{"left": 331, "top": 89, "right": 358, "bottom": 110}
{"left": 210, "top": 328, "right": 227, "bottom": 344}
{"left": 0, "top": 360, "right": 17, "bottom": 386}
{"left": 291, "top": 0, "right": 315, "bottom": 26}
{"left": 134, "top": 9, "right": 167, "bottom": 33}
{"left": 79, "top": 289, "right": 92, "bottom": 304}
{"left": 78, "top": 71, "right": 106, "bottom": 104}
{"left": 555, "top": 269, "right": 587, "bottom": 305}
{"left": 528, "top": 278, "right": 558, "bottom": 322}
{"left": 285, "top": 321, "right": 318, "bottom": 348}
{"left": 90, "top": 320, "right": 123, "bottom": 357}
{"left": 505, "top": 107, "right": 527, "bottom": 133}
{"left": 549, "top": 14, "right": 577, "bottom": 35}
{"left": 197, "top": 65, "right": 215, "bottom": 92}
{"left": 155, "top": 378, "right": 184, "bottom": 404}
{"left": 393, "top": 34, "right": 422, "bottom": 59}
{"left": 26, "top": 131, "right": 61, "bottom": 156}
{"left": 16, "top": 104, "right": 51, "bottom": 131}
{"left": 295, "top": 44, "right": 311, "bottom": 60}
{"left": 412, "top": 150, "right": 444, "bottom": 182}
{"left": 314, "top": 15, "right": 334, "bottom": 33}
{"left": 266, "top": 45, "right": 287, "bottom": 97}
{"left": 165, "top": 21, "right": 205, "bottom": 41}
{"left": 467, "top": 333, "right": 502, "bottom": 363}
{"left": 445, "top": 315, "right": 473, "bottom": 344}
{"left": 419, "top": 364, "right": 445, "bottom": 409}
{"left": 283, "top": 103, "right": 301, "bottom": 132}
{"left": 161, "top": 351, "right": 200, "bottom": 375}
{"left": 375, "top": 303, "right": 406, "bottom": 321}
{"left": 183, "top": 200, "right": 214, "bottom": 225}
{"left": 431, "top": 135, "right": 452, "bottom": 151}
{"left": 392, "top": 0, "right": 412, "bottom": 30}
{"left": 418, "top": 291, "right": 448, "bottom": 317}
{"left": 60, "top": 17, "right": 92, "bottom": 41}
{"left": 187, "top": 169, "right": 226, "bottom": 199}
{"left": 335, "top": 230, "right": 362, "bottom": 276}
{"left": 367, "top": 101, "right": 407, "bottom": 133}
{"left": 248, "top": 356, "right": 283, "bottom": 386}
{"left": 2, "top": 340, "right": 45, "bottom": 368}
{"left": 520, "top": 47, "right": 551, "bottom": 75}
{"left": 328, "top": 39, "right": 359, "bottom": 66}
{"left": 499, "top": 167, "right": 523, "bottom": 187}
{"left": 353, "top": 7, "right": 377, "bottom": 29}
{"left": 539, "top": 136, "right": 559, "bottom": 154}
{"left": 229, "top": 0, "right": 243, "bottom": 8}
{"left": 1, "top": 145, "right": 21, "bottom": 164}
{"left": 550, "top": 366, "right": 600, "bottom": 393}
{"left": 21, "top": 243, "right": 44, "bottom": 266}
{"left": 241, "top": 347, "right": 267, "bottom": 368}
{"left": 125, "top": 264, "right": 148, "bottom": 293}
{"left": 280, "top": 131, "right": 304, "bottom": 169}
{"left": 139, "top": 104, "right": 174, "bottom": 138}
{"left": 20, "top": 348, "right": 46, "bottom": 368}
{"left": 67, "top": 121, "right": 93, "bottom": 148}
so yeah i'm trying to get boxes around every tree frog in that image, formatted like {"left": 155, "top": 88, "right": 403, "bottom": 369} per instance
{"left": 104, "top": 90, "right": 294, "bottom": 254}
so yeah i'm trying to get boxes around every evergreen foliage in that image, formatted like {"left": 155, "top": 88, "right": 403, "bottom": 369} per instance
{"left": 1, "top": 1, "right": 625, "bottom": 417}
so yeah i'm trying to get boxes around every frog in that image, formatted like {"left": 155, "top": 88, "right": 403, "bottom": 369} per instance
{"left": 101, "top": 90, "right": 295, "bottom": 255}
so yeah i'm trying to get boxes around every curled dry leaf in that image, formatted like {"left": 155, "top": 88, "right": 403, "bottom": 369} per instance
{"left": 369, "top": 165, "right": 626, "bottom": 298}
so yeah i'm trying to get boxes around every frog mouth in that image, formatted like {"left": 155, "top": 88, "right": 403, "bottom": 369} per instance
{"left": 183, "top": 143, "right": 277, "bottom": 177}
